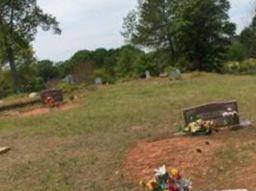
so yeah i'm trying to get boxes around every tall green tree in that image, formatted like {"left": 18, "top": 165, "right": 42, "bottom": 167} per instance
{"left": 240, "top": 16, "right": 256, "bottom": 58}
{"left": 0, "top": 0, "right": 61, "bottom": 92}
{"left": 122, "top": 0, "right": 177, "bottom": 58}
{"left": 173, "top": 0, "right": 235, "bottom": 71}
{"left": 123, "top": 0, "right": 236, "bottom": 72}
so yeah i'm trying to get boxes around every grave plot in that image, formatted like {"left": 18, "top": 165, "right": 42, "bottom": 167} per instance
{"left": 122, "top": 129, "right": 256, "bottom": 190}
{"left": 0, "top": 89, "right": 80, "bottom": 119}
{"left": 122, "top": 101, "right": 255, "bottom": 191}
{"left": 181, "top": 100, "right": 252, "bottom": 135}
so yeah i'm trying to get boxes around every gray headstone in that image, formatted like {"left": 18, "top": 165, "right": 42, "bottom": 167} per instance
{"left": 170, "top": 69, "right": 182, "bottom": 80}
{"left": 95, "top": 77, "right": 102, "bottom": 85}
{"left": 63, "top": 74, "right": 75, "bottom": 84}
{"left": 145, "top": 70, "right": 151, "bottom": 79}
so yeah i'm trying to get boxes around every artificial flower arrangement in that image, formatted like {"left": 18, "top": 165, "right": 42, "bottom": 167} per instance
{"left": 45, "top": 96, "right": 57, "bottom": 108}
{"left": 140, "top": 165, "right": 192, "bottom": 191}
{"left": 184, "top": 119, "right": 214, "bottom": 135}
{"left": 222, "top": 107, "right": 239, "bottom": 126}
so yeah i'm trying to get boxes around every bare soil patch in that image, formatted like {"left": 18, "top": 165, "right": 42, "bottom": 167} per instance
{"left": 122, "top": 129, "right": 256, "bottom": 190}
{"left": 0, "top": 101, "right": 81, "bottom": 119}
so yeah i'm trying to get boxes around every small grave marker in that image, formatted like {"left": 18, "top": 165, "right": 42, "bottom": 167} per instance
{"left": 95, "top": 77, "right": 103, "bottom": 85}
{"left": 170, "top": 69, "right": 182, "bottom": 80}
{"left": 183, "top": 100, "right": 240, "bottom": 127}
{"left": 63, "top": 74, "right": 75, "bottom": 84}
{"left": 145, "top": 70, "right": 151, "bottom": 79}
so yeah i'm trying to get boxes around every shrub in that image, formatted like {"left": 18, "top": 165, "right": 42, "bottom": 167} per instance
{"left": 239, "top": 58, "right": 256, "bottom": 73}
{"left": 93, "top": 69, "right": 116, "bottom": 84}
{"left": 223, "top": 61, "right": 240, "bottom": 74}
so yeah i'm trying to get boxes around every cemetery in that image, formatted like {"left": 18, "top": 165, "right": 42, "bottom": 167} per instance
{"left": 1, "top": 0, "right": 256, "bottom": 190}
{"left": 0, "top": 73, "right": 256, "bottom": 191}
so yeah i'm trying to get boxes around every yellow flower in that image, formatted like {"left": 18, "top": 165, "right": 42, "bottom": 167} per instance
{"left": 170, "top": 168, "right": 179, "bottom": 177}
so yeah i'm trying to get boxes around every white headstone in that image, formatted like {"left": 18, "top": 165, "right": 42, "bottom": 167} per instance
{"left": 95, "top": 77, "right": 102, "bottom": 85}
{"left": 145, "top": 70, "right": 151, "bottom": 79}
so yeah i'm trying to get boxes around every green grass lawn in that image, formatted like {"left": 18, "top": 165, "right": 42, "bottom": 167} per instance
{"left": 0, "top": 73, "right": 256, "bottom": 190}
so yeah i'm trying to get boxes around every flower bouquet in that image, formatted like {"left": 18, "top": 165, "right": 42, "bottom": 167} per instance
{"left": 184, "top": 119, "right": 214, "bottom": 135}
{"left": 140, "top": 165, "right": 192, "bottom": 191}
{"left": 45, "top": 96, "right": 57, "bottom": 108}
{"left": 222, "top": 107, "right": 239, "bottom": 126}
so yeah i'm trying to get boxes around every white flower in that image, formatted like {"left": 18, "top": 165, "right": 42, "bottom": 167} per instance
{"left": 154, "top": 165, "right": 167, "bottom": 177}
{"left": 222, "top": 112, "right": 229, "bottom": 117}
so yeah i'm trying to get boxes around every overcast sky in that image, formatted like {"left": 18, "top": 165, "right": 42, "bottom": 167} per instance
{"left": 32, "top": 0, "right": 254, "bottom": 61}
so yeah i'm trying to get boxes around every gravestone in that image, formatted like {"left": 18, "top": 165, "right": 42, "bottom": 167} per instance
{"left": 63, "top": 74, "right": 75, "bottom": 84}
{"left": 145, "top": 71, "right": 151, "bottom": 79}
{"left": 170, "top": 69, "right": 182, "bottom": 80}
{"left": 40, "top": 89, "right": 63, "bottom": 105}
{"left": 95, "top": 77, "right": 103, "bottom": 85}
{"left": 183, "top": 100, "right": 240, "bottom": 127}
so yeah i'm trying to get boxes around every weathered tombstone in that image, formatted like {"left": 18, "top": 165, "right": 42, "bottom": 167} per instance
{"left": 95, "top": 77, "right": 103, "bottom": 85}
{"left": 145, "top": 70, "right": 151, "bottom": 79}
{"left": 63, "top": 74, "right": 75, "bottom": 84}
{"left": 183, "top": 100, "right": 240, "bottom": 127}
{"left": 40, "top": 89, "right": 63, "bottom": 105}
{"left": 170, "top": 69, "right": 182, "bottom": 80}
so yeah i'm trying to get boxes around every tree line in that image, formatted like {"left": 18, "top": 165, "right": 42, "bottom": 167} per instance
{"left": 0, "top": 0, "right": 256, "bottom": 98}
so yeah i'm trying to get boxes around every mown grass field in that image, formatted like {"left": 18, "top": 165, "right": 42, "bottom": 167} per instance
{"left": 0, "top": 73, "right": 256, "bottom": 190}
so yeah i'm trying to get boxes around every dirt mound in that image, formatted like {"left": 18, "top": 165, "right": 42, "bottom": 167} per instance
{"left": 0, "top": 101, "right": 81, "bottom": 119}
{"left": 122, "top": 135, "right": 224, "bottom": 186}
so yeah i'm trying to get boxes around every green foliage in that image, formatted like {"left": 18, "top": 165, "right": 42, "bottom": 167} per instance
{"left": 226, "top": 41, "right": 248, "bottom": 62}
{"left": 174, "top": 0, "right": 235, "bottom": 71}
{"left": 0, "top": 70, "right": 13, "bottom": 98}
{"left": 123, "top": 0, "right": 236, "bottom": 72}
{"left": 223, "top": 59, "right": 256, "bottom": 74}
{"left": 164, "top": 66, "right": 176, "bottom": 74}
{"left": 240, "top": 58, "right": 256, "bottom": 73}
{"left": 115, "top": 45, "right": 144, "bottom": 78}
{"left": 0, "top": 0, "right": 61, "bottom": 92}
{"left": 93, "top": 69, "right": 115, "bottom": 84}
{"left": 223, "top": 61, "right": 240, "bottom": 74}
{"left": 37, "top": 60, "right": 59, "bottom": 82}
{"left": 240, "top": 28, "right": 256, "bottom": 58}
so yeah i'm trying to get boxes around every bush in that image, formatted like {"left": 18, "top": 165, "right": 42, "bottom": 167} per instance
{"left": 223, "top": 61, "right": 240, "bottom": 74}
{"left": 239, "top": 58, "right": 256, "bottom": 73}
{"left": 57, "top": 82, "right": 96, "bottom": 95}
{"left": 93, "top": 69, "right": 116, "bottom": 84}
{"left": 164, "top": 66, "right": 176, "bottom": 74}
{"left": 226, "top": 42, "right": 248, "bottom": 62}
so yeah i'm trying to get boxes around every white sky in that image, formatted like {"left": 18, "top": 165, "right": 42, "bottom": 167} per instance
{"left": 32, "top": 0, "right": 254, "bottom": 61}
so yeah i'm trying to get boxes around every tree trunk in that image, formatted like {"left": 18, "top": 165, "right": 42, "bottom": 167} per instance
{"left": 7, "top": 45, "right": 20, "bottom": 93}
{"left": 6, "top": 0, "right": 20, "bottom": 93}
